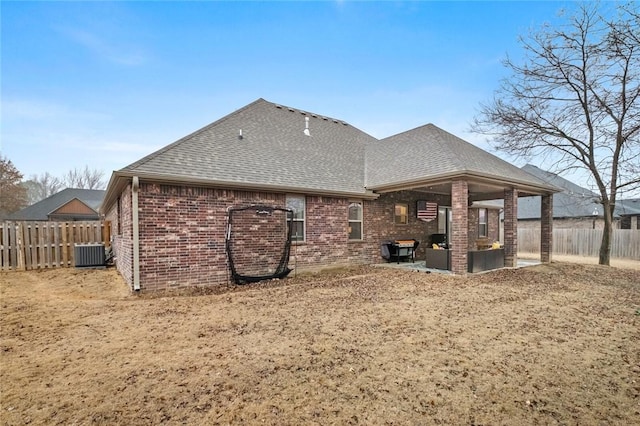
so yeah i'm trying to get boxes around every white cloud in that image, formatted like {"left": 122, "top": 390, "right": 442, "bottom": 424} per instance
{"left": 1, "top": 97, "right": 161, "bottom": 178}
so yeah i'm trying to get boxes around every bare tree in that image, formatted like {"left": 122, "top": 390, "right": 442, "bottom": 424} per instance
{"left": 473, "top": 3, "right": 640, "bottom": 266}
{"left": 0, "top": 155, "right": 28, "bottom": 217}
{"left": 62, "top": 166, "right": 105, "bottom": 190}
{"left": 23, "top": 172, "right": 64, "bottom": 204}
{"left": 21, "top": 167, "right": 105, "bottom": 205}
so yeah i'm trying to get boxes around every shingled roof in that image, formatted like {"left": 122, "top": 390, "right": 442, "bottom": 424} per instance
{"left": 104, "top": 98, "right": 556, "bottom": 210}
{"left": 7, "top": 188, "right": 105, "bottom": 221}
{"left": 366, "top": 124, "right": 550, "bottom": 191}
{"left": 615, "top": 199, "right": 640, "bottom": 217}
{"left": 121, "top": 98, "right": 376, "bottom": 197}
{"left": 517, "top": 165, "right": 602, "bottom": 219}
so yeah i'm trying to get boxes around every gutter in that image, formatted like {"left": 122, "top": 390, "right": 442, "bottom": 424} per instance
{"left": 367, "top": 170, "right": 561, "bottom": 195}
{"left": 102, "top": 170, "right": 379, "bottom": 213}
{"left": 132, "top": 176, "right": 140, "bottom": 291}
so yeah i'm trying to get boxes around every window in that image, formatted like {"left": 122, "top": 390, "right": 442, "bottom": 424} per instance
{"left": 438, "top": 206, "right": 452, "bottom": 244}
{"left": 478, "top": 208, "right": 488, "bottom": 238}
{"left": 286, "top": 195, "right": 305, "bottom": 242}
{"left": 348, "top": 202, "right": 363, "bottom": 240}
{"left": 394, "top": 204, "right": 408, "bottom": 225}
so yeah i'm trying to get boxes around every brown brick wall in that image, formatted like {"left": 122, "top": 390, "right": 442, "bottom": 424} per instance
{"left": 450, "top": 180, "right": 469, "bottom": 274}
{"left": 290, "top": 196, "right": 369, "bottom": 269}
{"left": 504, "top": 188, "right": 518, "bottom": 267}
{"left": 365, "top": 191, "right": 451, "bottom": 261}
{"left": 134, "top": 185, "right": 392, "bottom": 291}
{"left": 111, "top": 182, "right": 502, "bottom": 291}
{"left": 136, "top": 184, "right": 287, "bottom": 291}
{"left": 540, "top": 194, "right": 553, "bottom": 263}
{"left": 227, "top": 207, "right": 290, "bottom": 276}
{"left": 467, "top": 208, "right": 500, "bottom": 250}
{"left": 105, "top": 184, "right": 134, "bottom": 288}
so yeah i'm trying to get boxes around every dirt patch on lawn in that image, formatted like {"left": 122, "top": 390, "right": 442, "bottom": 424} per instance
{"left": 1, "top": 263, "right": 639, "bottom": 425}
{"left": 519, "top": 252, "right": 640, "bottom": 270}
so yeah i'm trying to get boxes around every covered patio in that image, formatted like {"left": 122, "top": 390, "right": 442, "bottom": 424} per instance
{"left": 371, "top": 175, "right": 555, "bottom": 274}
{"left": 365, "top": 124, "right": 558, "bottom": 275}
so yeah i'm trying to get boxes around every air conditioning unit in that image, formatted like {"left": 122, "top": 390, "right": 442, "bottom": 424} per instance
{"left": 74, "top": 243, "right": 105, "bottom": 268}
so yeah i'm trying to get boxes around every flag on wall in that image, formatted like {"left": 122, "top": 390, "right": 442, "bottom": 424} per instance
{"left": 417, "top": 200, "right": 437, "bottom": 222}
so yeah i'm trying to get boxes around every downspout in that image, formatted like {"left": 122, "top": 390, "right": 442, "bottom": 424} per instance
{"left": 132, "top": 176, "right": 141, "bottom": 291}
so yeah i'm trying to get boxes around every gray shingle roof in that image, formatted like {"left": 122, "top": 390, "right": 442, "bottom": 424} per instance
{"left": 122, "top": 98, "right": 377, "bottom": 195}
{"left": 517, "top": 165, "right": 603, "bottom": 219}
{"left": 7, "top": 188, "right": 105, "bottom": 221}
{"left": 108, "top": 99, "right": 556, "bottom": 209}
{"left": 365, "top": 124, "right": 550, "bottom": 189}
{"left": 615, "top": 199, "right": 640, "bottom": 217}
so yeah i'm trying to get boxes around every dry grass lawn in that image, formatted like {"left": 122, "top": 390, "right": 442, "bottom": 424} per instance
{"left": 1, "top": 263, "right": 639, "bottom": 425}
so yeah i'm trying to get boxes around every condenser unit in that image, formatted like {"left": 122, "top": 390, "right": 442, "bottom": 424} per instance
{"left": 74, "top": 243, "right": 105, "bottom": 268}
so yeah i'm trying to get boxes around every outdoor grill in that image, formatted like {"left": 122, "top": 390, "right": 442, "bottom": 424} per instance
{"left": 381, "top": 239, "right": 420, "bottom": 263}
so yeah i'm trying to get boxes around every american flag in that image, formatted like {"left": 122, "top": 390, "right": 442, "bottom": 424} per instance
{"left": 417, "top": 200, "right": 437, "bottom": 222}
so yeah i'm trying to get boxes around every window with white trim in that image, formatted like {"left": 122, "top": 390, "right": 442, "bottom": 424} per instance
{"left": 286, "top": 195, "right": 305, "bottom": 242}
{"left": 478, "top": 208, "right": 488, "bottom": 238}
{"left": 348, "top": 202, "right": 363, "bottom": 240}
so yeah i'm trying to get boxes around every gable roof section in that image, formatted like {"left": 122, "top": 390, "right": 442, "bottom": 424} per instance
{"left": 104, "top": 99, "right": 559, "bottom": 212}
{"left": 517, "top": 165, "right": 603, "bottom": 219}
{"left": 7, "top": 188, "right": 105, "bottom": 221}
{"left": 120, "top": 98, "right": 377, "bottom": 197}
{"left": 365, "top": 124, "right": 552, "bottom": 193}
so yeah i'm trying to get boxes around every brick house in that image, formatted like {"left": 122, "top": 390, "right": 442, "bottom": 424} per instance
{"left": 102, "top": 99, "right": 556, "bottom": 291}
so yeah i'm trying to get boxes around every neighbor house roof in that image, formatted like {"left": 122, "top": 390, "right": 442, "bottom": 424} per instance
{"left": 615, "top": 199, "right": 640, "bottom": 217}
{"left": 7, "top": 188, "right": 106, "bottom": 221}
{"left": 517, "top": 165, "right": 603, "bottom": 219}
{"left": 103, "top": 98, "right": 557, "bottom": 211}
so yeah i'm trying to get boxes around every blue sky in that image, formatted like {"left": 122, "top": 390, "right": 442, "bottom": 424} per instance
{"left": 2, "top": 1, "right": 587, "bottom": 187}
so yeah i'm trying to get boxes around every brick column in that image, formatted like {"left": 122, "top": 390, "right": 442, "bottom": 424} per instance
{"left": 451, "top": 180, "right": 468, "bottom": 274}
{"left": 504, "top": 188, "right": 518, "bottom": 267}
{"left": 540, "top": 194, "right": 553, "bottom": 263}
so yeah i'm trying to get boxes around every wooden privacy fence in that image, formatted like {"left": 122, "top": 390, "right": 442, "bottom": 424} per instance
{"left": 0, "top": 221, "right": 110, "bottom": 271}
{"left": 519, "top": 228, "right": 640, "bottom": 260}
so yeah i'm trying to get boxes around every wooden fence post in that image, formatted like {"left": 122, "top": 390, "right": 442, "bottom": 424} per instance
{"left": 17, "top": 222, "right": 25, "bottom": 271}
{"left": 62, "top": 223, "right": 69, "bottom": 267}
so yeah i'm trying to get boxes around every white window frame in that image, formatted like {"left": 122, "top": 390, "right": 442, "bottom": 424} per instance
{"left": 438, "top": 206, "right": 452, "bottom": 243}
{"left": 478, "top": 208, "right": 488, "bottom": 238}
{"left": 348, "top": 201, "right": 363, "bottom": 241}
{"left": 286, "top": 194, "right": 305, "bottom": 242}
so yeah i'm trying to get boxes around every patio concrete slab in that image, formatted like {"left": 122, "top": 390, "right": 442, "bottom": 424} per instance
{"left": 373, "top": 257, "right": 541, "bottom": 274}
